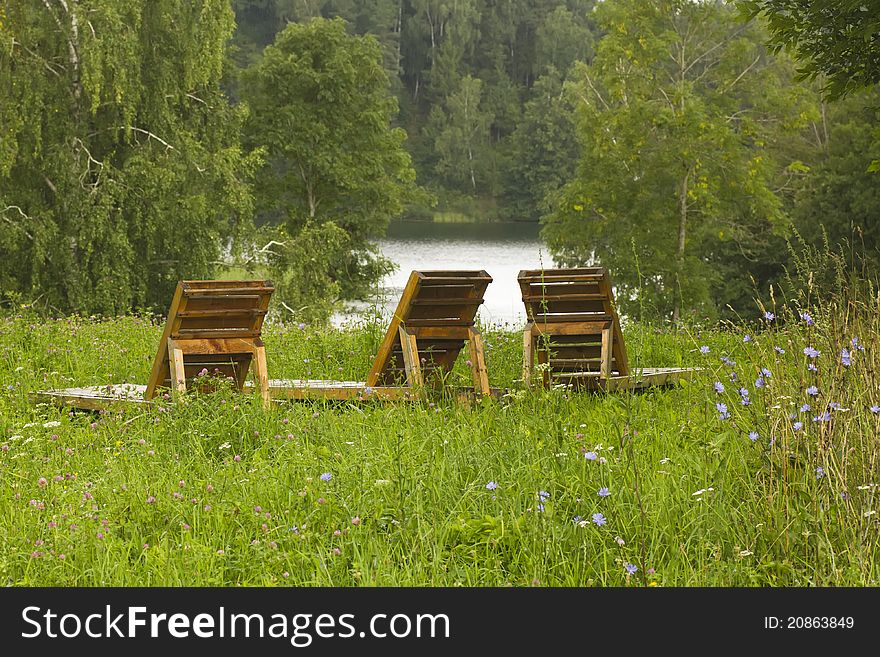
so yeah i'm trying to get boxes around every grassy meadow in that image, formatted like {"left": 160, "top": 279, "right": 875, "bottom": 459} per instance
{"left": 2, "top": 281, "right": 879, "bottom": 587}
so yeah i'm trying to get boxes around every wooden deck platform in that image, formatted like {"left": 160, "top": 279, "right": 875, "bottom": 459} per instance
{"left": 31, "top": 379, "right": 506, "bottom": 411}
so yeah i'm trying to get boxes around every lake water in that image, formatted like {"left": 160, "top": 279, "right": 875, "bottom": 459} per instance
{"left": 335, "top": 220, "right": 551, "bottom": 329}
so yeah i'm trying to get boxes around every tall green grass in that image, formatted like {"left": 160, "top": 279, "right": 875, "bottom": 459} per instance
{"left": 1, "top": 262, "right": 878, "bottom": 586}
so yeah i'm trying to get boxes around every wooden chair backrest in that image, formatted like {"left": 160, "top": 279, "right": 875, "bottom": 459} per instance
{"left": 367, "top": 270, "right": 492, "bottom": 387}
{"left": 518, "top": 267, "right": 629, "bottom": 377}
{"left": 144, "top": 280, "right": 274, "bottom": 399}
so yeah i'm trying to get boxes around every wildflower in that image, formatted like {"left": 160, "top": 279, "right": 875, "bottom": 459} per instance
{"left": 803, "top": 346, "right": 820, "bottom": 359}
{"left": 851, "top": 337, "right": 865, "bottom": 352}
{"left": 816, "top": 466, "right": 825, "bottom": 480}
{"left": 233, "top": 454, "right": 241, "bottom": 462}
{"left": 592, "top": 513, "right": 607, "bottom": 526}
{"left": 764, "top": 311, "right": 775, "bottom": 321}
{"left": 146, "top": 495, "right": 156, "bottom": 504}
{"left": 536, "top": 504, "right": 545, "bottom": 513}
{"left": 317, "top": 497, "right": 326, "bottom": 505}
{"left": 748, "top": 431, "right": 759, "bottom": 442}
{"left": 182, "top": 523, "right": 191, "bottom": 531}
{"left": 573, "top": 516, "right": 583, "bottom": 524}
{"left": 320, "top": 472, "right": 333, "bottom": 482}
{"left": 298, "top": 322, "right": 306, "bottom": 330}
{"left": 38, "top": 477, "right": 47, "bottom": 488}
{"left": 760, "top": 368, "right": 772, "bottom": 378}
{"left": 699, "top": 346, "right": 710, "bottom": 354}
{"left": 713, "top": 381, "right": 725, "bottom": 394}
{"left": 808, "top": 363, "right": 818, "bottom": 372}
{"left": 800, "top": 404, "right": 811, "bottom": 413}
{"left": 178, "top": 480, "right": 185, "bottom": 488}
{"left": 793, "top": 421, "right": 804, "bottom": 431}
{"left": 739, "top": 388, "right": 750, "bottom": 406}
{"left": 755, "top": 377, "right": 766, "bottom": 389}
{"left": 332, "top": 548, "right": 342, "bottom": 556}
{"left": 83, "top": 491, "right": 93, "bottom": 501}
{"left": 743, "top": 335, "right": 752, "bottom": 343}
{"left": 615, "top": 536, "right": 626, "bottom": 546}
{"left": 584, "top": 451, "right": 598, "bottom": 461}
{"left": 96, "top": 532, "right": 104, "bottom": 540}
{"left": 720, "top": 356, "right": 736, "bottom": 366}
{"left": 598, "top": 487, "right": 610, "bottom": 498}
{"left": 729, "top": 372, "right": 738, "bottom": 382}
{"left": 216, "top": 549, "right": 225, "bottom": 555}
{"left": 774, "top": 346, "right": 785, "bottom": 355}
{"left": 625, "top": 563, "right": 638, "bottom": 575}
{"left": 841, "top": 348, "right": 851, "bottom": 367}
{"left": 486, "top": 481, "right": 498, "bottom": 491}
{"left": 716, "top": 403, "right": 730, "bottom": 420}
{"left": 806, "top": 386, "right": 819, "bottom": 396}
{"left": 538, "top": 490, "right": 550, "bottom": 502}
{"left": 813, "top": 412, "right": 831, "bottom": 423}
{"left": 800, "top": 311, "right": 814, "bottom": 326}
{"left": 871, "top": 405, "right": 880, "bottom": 414}
{"left": 351, "top": 516, "right": 361, "bottom": 526}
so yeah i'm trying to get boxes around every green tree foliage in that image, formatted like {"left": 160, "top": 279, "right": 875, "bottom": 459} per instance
{"left": 792, "top": 90, "right": 880, "bottom": 271}
{"left": 504, "top": 68, "right": 579, "bottom": 222}
{"left": 740, "top": 0, "right": 880, "bottom": 99}
{"left": 543, "top": 0, "right": 817, "bottom": 322}
{"left": 0, "top": 0, "right": 255, "bottom": 314}
{"left": 426, "top": 74, "right": 494, "bottom": 194}
{"left": 535, "top": 6, "right": 595, "bottom": 76}
{"left": 241, "top": 18, "right": 421, "bottom": 298}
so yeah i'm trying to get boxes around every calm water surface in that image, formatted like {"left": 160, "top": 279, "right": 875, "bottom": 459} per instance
{"left": 336, "top": 220, "right": 551, "bottom": 328}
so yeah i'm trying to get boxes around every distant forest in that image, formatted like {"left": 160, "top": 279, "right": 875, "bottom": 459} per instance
{"left": 230, "top": 0, "right": 598, "bottom": 223}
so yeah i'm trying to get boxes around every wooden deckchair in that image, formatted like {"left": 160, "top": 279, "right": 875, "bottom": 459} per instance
{"left": 268, "top": 270, "right": 494, "bottom": 401}
{"left": 33, "top": 280, "right": 275, "bottom": 410}
{"left": 519, "top": 267, "right": 697, "bottom": 391}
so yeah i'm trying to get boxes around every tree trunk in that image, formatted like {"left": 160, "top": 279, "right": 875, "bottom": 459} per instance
{"left": 673, "top": 168, "right": 689, "bottom": 326}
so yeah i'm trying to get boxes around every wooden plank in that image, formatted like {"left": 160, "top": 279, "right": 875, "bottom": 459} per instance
{"left": 409, "top": 284, "right": 478, "bottom": 300}
{"left": 600, "top": 324, "right": 613, "bottom": 379}
{"left": 529, "top": 312, "right": 614, "bottom": 323}
{"left": 366, "top": 271, "right": 421, "bottom": 386}
{"left": 168, "top": 339, "right": 187, "bottom": 395}
{"left": 522, "top": 293, "right": 606, "bottom": 302}
{"left": 467, "top": 327, "right": 491, "bottom": 396}
{"left": 177, "top": 309, "right": 267, "bottom": 318}
{"left": 145, "top": 281, "right": 186, "bottom": 399}
{"left": 251, "top": 344, "right": 271, "bottom": 409}
{"left": 522, "top": 323, "right": 534, "bottom": 388}
{"left": 398, "top": 326, "right": 424, "bottom": 388}
{"left": 597, "top": 271, "right": 629, "bottom": 376}
{"left": 410, "top": 298, "right": 484, "bottom": 305}
{"left": 266, "top": 380, "right": 415, "bottom": 401}
{"left": 182, "top": 280, "right": 272, "bottom": 289}
{"left": 407, "top": 326, "right": 471, "bottom": 340}
{"left": 519, "top": 274, "right": 606, "bottom": 282}
{"left": 172, "top": 328, "right": 262, "bottom": 339}
{"left": 530, "top": 321, "right": 612, "bottom": 336}
{"left": 526, "top": 299, "right": 607, "bottom": 315}
{"left": 402, "top": 318, "right": 477, "bottom": 327}
{"left": 157, "top": 337, "right": 259, "bottom": 356}
{"left": 181, "top": 296, "right": 263, "bottom": 312}
{"left": 405, "top": 304, "right": 476, "bottom": 321}
{"left": 182, "top": 286, "right": 274, "bottom": 296}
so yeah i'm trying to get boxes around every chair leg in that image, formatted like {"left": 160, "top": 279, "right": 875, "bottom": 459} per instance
{"left": 251, "top": 344, "right": 271, "bottom": 409}
{"left": 467, "top": 327, "right": 491, "bottom": 396}
{"left": 398, "top": 326, "right": 423, "bottom": 388}
{"left": 600, "top": 325, "right": 613, "bottom": 380}
{"left": 522, "top": 324, "right": 534, "bottom": 388}
{"left": 167, "top": 339, "right": 187, "bottom": 396}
